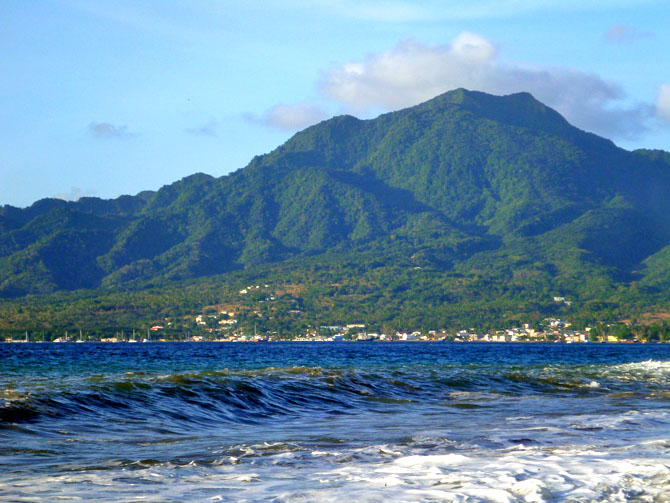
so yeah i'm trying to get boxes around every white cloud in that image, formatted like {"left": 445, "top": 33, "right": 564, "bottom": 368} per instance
{"left": 321, "top": 33, "right": 497, "bottom": 112}
{"left": 87, "top": 122, "right": 135, "bottom": 139}
{"left": 658, "top": 84, "right": 670, "bottom": 121}
{"left": 246, "top": 103, "right": 327, "bottom": 131}
{"left": 319, "top": 32, "right": 653, "bottom": 139}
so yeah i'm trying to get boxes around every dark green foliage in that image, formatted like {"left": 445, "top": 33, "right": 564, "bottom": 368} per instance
{"left": 2, "top": 88, "right": 670, "bottom": 330}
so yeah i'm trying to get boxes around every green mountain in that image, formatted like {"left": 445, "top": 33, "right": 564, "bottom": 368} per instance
{"left": 3, "top": 89, "right": 670, "bottom": 329}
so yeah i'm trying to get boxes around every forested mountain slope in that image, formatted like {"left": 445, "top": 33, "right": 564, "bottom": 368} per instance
{"left": 2, "top": 88, "right": 670, "bottom": 306}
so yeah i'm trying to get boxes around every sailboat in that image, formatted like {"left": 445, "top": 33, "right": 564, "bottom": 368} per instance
{"left": 54, "top": 331, "right": 69, "bottom": 343}
{"left": 253, "top": 323, "right": 267, "bottom": 342}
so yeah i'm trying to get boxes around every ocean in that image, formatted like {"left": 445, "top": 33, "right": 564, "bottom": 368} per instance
{"left": 1, "top": 342, "right": 670, "bottom": 502}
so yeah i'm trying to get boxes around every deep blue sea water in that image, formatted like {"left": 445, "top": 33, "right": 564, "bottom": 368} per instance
{"left": 2, "top": 342, "right": 670, "bottom": 502}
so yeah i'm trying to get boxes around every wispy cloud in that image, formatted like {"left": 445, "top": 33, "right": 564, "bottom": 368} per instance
{"left": 245, "top": 103, "right": 328, "bottom": 131}
{"left": 603, "top": 24, "right": 651, "bottom": 44}
{"left": 54, "top": 186, "right": 97, "bottom": 202}
{"left": 62, "top": 0, "right": 205, "bottom": 41}
{"left": 186, "top": 120, "right": 218, "bottom": 137}
{"left": 280, "top": 0, "right": 660, "bottom": 22}
{"left": 87, "top": 122, "right": 136, "bottom": 139}
{"left": 315, "top": 0, "right": 435, "bottom": 22}
{"left": 65, "top": 0, "right": 660, "bottom": 33}
{"left": 319, "top": 32, "right": 654, "bottom": 140}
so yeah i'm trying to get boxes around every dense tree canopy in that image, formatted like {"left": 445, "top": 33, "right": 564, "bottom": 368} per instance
{"left": 2, "top": 88, "right": 670, "bottom": 332}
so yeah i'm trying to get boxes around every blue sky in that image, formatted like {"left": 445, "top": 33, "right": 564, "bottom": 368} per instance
{"left": 1, "top": 0, "right": 669, "bottom": 207}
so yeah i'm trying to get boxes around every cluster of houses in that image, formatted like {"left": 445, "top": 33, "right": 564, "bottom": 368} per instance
{"left": 0, "top": 317, "right": 637, "bottom": 343}
{"left": 84, "top": 317, "right": 591, "bottom": 343}
{"left": 238, "top": 284, "right": 272, "bottom": 296}
{"left": 447, "top": 320, "right": 591, "bottom": 343}
{"left": 275, "top": 319, "right": 595, "bottom": 343}
{"left": 195, "top": 313, "right": 238, "bottom": 328}
{"left": 97, "top": 311, "right": 618, "bottom": 343}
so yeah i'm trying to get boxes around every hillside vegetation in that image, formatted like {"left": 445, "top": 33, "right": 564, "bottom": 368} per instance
{"left": 2, "top": 89, "right": 670, "bottom": 332}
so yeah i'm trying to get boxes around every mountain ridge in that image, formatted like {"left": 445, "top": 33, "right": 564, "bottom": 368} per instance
{"left": 2, "top": 89, "right": 670, "bottom": 327}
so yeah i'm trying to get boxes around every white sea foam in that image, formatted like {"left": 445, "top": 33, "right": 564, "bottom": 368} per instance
{"left": 7, "top": 432, "right": 669, "bottom": 503}
{"left": 605, "top": 359, "right": 670, "bottom": 387}
{"left": 315, "top": 442, "right": 670, "bottom": 503}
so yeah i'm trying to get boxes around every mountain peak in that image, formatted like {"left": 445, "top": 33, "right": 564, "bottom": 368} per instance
{"left": 423, "top": 88, "right": 557, "bottom": 122}
{"left": 426, "top": 88, "right": 537, "bottom": 106}
{"left": 410, "top": 88, "right": 614, "bottom": 150}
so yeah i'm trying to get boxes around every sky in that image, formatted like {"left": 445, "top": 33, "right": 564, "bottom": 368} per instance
{"left": 1, "top": 0, "right": 669, "bottom": 208}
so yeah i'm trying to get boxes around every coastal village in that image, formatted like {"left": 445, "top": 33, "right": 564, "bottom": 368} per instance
{"left": 150, "top": 287, "right": 607, "bottom": 343}
{"left": 155, "top": 316, "right": 606, "bottom": 343}
{"left": 1, "top": 286, "right": 660, "bottom": 343}
{"left": 0, "top": 315, "right": 646, "bottom": 344}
